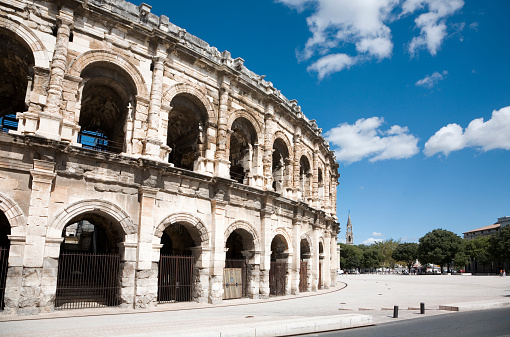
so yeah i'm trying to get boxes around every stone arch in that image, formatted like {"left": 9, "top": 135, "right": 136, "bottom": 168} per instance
{"left": 271, "top": 227, "right": 293, "bottom": 254}
{"left": 162, "top": 83, "right": 216, "bottom": 121}
{"left": 0, "top": 193, "right": 26, "bottom": 236}
{"left": 224, "top": 220, "right": 260, "bottom": 251}
{"left": 227, "top": 109, "right": 262, "bottom": 137}
{"left": 272, "top": 131, "right": 293, "bottom": 160}
{"left": 154, "top": 213, "right": 209, "bottom": 248}
{"left": 49, "top": 199, "right": 136, "bottom": 239}
{"left": 0, "top": 17, "right": 49, "bottom": 68}
{"left": 300, "top": 233, "right": 313, "bottom": 256}
{"left": 318, "top": 236, "right": 325, "bottom": 256}
{"left": 68, "top": 50, "right": 149, "bottom": 98}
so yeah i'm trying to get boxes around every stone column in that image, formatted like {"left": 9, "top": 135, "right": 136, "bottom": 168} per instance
{"left": 311, "top": 224, "right": 319, "bottom": 292}
{"left": 259, "top": 196, "right": 273, "bottom": 298}
{"left": 286, "top": 252, "right": 293, "bottom": 295}
{"left": 144, "top": 55, "right": 166, "bottom": 160}
{"left": 291, "top": 217, "right": 300, "bottom": 295}
{"left": 215, "top": 80, "right": 230, "bottom": 178}
{"left": 263, "top": 104, "right": 275, "bottom": 190}
{"left": 330, "top": 231, "right": 338, "bottom": 287}
{"left": 192, "top": 246, "right": 210, "bottom": 303}
{"left": 3, "top": 236, "right": 26, "bottom": 314}
{"left": 312, "top": 149, "right": 319, "bottom": 206}
{"left": 209, "top": 198, "right": 227, "bottom": 304}
{"left": 135, "top": 186, "right": 159, "bottom": 308}
{"left": 18, "top": 160, "right": 56, "bottom": 315}
{"left": 130, "top": 96, "right": 150, "bottom": 156}
{"left": 118, "top": 242, "right": 138, "bottom": 308}
{"left": 37, "top": 8, "right": 74, "bottom": 140}
{"left": 323, "top": 231, "right": 331, "bottom": 289}
{"left": 39, "top": 237, "right": 63, "bottom": 312}
{"left": 292, "top": 129, "right": 301, "bottom": 200}
{"left": 242, "top": 250, "right": 260, "bottom": 299}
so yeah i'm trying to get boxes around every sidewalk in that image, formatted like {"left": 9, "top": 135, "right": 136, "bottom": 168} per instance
{"left": 1, "top": 274, "right": 509, "bottom": 336}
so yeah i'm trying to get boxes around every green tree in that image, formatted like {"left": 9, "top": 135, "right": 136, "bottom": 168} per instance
{"left": 418, "top": 229, "right": 464, "bottom": 273}
{"left": 465, "top": 235, "right": 492, "bottom": 273}
{"left": 489, "top": 225, "right": 510, "bottom": 269}
{"left": 392, "top": 242, "right": 419, "bottom": 273}
{"left": 373, "top": 239, "right": 400, "bottom": 269}
{"left": 360, "top": 245, "right": 383, "bottom": 271}
{"left": 339, "top": 243, "right": 363, "bottom": 271}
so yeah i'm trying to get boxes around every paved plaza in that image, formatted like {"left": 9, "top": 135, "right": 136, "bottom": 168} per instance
{"left": 1, "top": 274, "right": 509, "bottom": 336}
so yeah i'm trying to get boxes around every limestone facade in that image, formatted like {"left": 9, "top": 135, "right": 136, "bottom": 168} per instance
{"left": 0, "top": 0, "right": 340, "bottom": 315}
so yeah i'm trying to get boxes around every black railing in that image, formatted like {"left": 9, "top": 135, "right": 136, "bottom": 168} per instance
{"left": 158, "top": 255, "right": 195, "bottom": 303}
{"left": 0, "top": 247, "right": 8, "bottom": 310}
{"left": 0, "top": 114, "right": 18, "bottom": 133}
{"left": 55, "top": 252, "right": 120, "bottom": 310}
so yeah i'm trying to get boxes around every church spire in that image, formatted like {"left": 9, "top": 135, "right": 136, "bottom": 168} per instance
{"left": 346, "top": 211, "right": 353, "bottom": 245}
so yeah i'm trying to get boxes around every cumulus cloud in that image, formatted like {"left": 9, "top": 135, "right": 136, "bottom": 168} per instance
{"left": 278, "top": 0, "right": 464, "bottom": 78}
{"left": 415, "top": 70, "right": 447, "bottom": 88}
{"left": 424, "top": 106, "right": 510, "bottom": 157}
{"left": 325, "top": 117, "right": 420, "bottom": 164}
{"left": 363, "top": 237, "right": 384, "bottom": 245}
{"left": 372, "top": 232, "right": 383, "bottom": 237}
{"left": 403, "top": 0, "right": 464, "bottom": 56}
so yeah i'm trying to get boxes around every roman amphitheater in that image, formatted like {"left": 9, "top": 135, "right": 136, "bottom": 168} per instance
{"left": 0, "top": 0, "right": 340, "bottom": 315}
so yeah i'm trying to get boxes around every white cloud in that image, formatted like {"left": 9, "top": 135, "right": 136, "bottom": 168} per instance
{"left": 372, "top": 232, "right": 383, "bottom": 237}
{"left": 363, "top": 237, "right": 384, "bottom": 245}
{"left": 325, "top": 117, "right": 420, "bottom": 164}
{"left": 403, "top": 0, "right": 464, "bottom": 56}
{"left": 278, "top": 0, "right": 464, "bottom": 77}
{"left": 415, "top": 70, "right": 447, "bottom": 88}
{"left": 424, "top": 106, "right": 510, "bottom": 157}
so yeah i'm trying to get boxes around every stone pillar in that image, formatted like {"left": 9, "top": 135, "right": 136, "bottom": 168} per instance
{"left": 330, "top": 232, "right": 338, "bottom": 287}
{"left": 312, "top": 149, "right": 319, "bottom": 206}
{"left": 311, "top": 224, "right": 319, "bottom": 292}
{"left": 291, "top": 217, "right": 300, "bottom": 295}
{"left": 118, "top": 242, "right": 138, "bottom": 308}
{"left": 134, "top": 186, "right": 159, "bottom": 308}
{"left": 323, "top": 232, "right": 331, "bottom": 289}
{"left": 286, "top": 252, "right": 293, "bottom": 295}
{"left": 3, "top": 236, "right": 26, "bottom": 314}
{"left": 130, "top": 96, "right": 150, "bottom": 156}
{"left": 262, "top": 104, "right": 275, "bottom": 190}
{"left": 209, "top": 198, "right": 227, "bottom": 304}
{"left": 144, "top": 55, "right": 166, "bottom": 160}
{"left": 60, "top": 74, "right": 82, "bottom": 143}
{"left": 242, "top": 250, "right": 260, "bottom": 299}
{"left": 39, "top": 237, "right": 63, "bottom": 312}
{"left": 192, "top": 246, "right": 210, "bottom": 303}
{"left": 292, "top": 129, "right": 301, "bottom": 200}
{"left": 259, "top": 196, "right": 273, "bottom": 298}
{"left": 37, "top": 8, "right": 74, "bottom": 140}
{"left": 214, "top": 80, "right": 230, "bottom": 178}
{"left": 18, "top": 160, "right": 55, "bottom": 315}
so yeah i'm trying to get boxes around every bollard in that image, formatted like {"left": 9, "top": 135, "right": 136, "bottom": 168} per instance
{"left": 393, "top": 305, "right": 399, "bottom": 318}
{"left": 420, "top": 302, "right": 425, "bottom": 314}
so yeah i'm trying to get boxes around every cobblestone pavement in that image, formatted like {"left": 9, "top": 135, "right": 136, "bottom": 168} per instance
{"left": 1, "top": 274, "right": 509, "bottom": 336}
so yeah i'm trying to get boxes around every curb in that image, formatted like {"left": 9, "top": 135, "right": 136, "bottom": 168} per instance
{"left": 439, "top": 299, "right": 510, "bottom": 312}
{"left": 173, "top": 314, "right": 373, "bottom": 337}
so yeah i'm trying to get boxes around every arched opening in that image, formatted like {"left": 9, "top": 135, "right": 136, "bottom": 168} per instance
{"left": 272, "top": 138, "right": 290, "bottom": 193}
{"left": 167, "top": 94, "right": 207, "bottom": 171}
{"left": 269, "top": 234, "right": 288, "bottom": 296}
{"left": 0, "top": 28, "right": 34, "bottom": 132}
{"left": 78, "top": 62, "right": 137, "bottom": 153}
{"left": 229, "top": 117, "right": 257, "bottom": 184}
{"left": 224, "top": 229, "right": 255, "bottom": 299}
{"left": 318, "top": 168, "right": 324, "bottom": 199}
{"left": 318, "top": 242, "right": 324, "bottom": 290}
{"left": 0, "top": 211, "right": 10, "bottom": 310}
{"left": 299, "top": 156, "right": 311, "bottom": 200}
{"left": 158, "top": 223, "right": 198, "bottom": 303}
{"left": 299, "top": 238, "right": 311, "bottom": 293}
{"left": 55, "top": 213, "right": 124, "bottom": 310}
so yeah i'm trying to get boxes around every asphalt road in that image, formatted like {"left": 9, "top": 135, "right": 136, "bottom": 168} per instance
{"left": 303, "top": 307, "right": 510, "bottom": 337}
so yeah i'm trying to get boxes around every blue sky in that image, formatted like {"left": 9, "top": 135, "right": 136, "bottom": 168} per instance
{"left": 147, "top": 0, "right": 510, "bottom": 244}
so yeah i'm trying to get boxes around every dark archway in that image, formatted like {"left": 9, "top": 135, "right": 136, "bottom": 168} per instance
{"left": 78, "top": 62, "right": 137, "bottom": 153}
{"left": 299, "top": 156, "right": 311, "bottom": 199}
{"left": 229, "top": 117, "right": 257, "bottom": 184}
{"left": 167, "top": 94, "right": 207, "bottom": 170}
{"left": 269, "top": 234, "right": 288, "bottom": 296}
{"left": 224, "top": 229, "right": 256, "bottom": 299}
{"left": 272, "top": 138, "right": 290, "bottom": 193}
{"left": 299, "top": 238, "right": 311, "bottom": 293}
{"left": 0, "top": 211, "right": 10, "bottom": 310}
{"left": 158, "top": 223, "right": 197, "bottom": 303}
{"left": 0, "top": 28, "right": 34, "bottom": 132}
{"left": 55, "top": 213, "right": 124, "bottom": 309}
{"left": 318, "top": 242, "right": 324, "bottom": 290}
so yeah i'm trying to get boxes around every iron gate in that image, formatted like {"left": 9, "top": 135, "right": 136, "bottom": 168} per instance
{"left": 0, "top": 247, "right": 8, "bottom": 310}
{"left": 158, "top": 255, "right": 195, "bottom": 303}
{"left": 269, "top": 261, "right": 287, "bottom": 296}
{"left": 55, "top": 252, "right": 120, "bottom": 310}
{"left": 299, "top": 261, "right": 308, "bottom": 293}
{"left": 224, "top": 259, "right": 247, "bottom": 299}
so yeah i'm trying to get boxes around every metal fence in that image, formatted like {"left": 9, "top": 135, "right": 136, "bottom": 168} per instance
{"left": 55, "top": 252, "right": 120, "bottom": 310}
{"left": 224, "top": 259, "right": 247, "bottom": 299}
{"left": 0, "top": 114, "right": 17, "bottom": 133}
{"left": 77, "top": 130, "right": 123, "bottom": 153}
{"left": 158, "top": 255, "right": 195, "bottom": 303}
{"left": 299, "top": 261, "right": 308, "bottom": 293}
{"left": 0, "top": 247, "right": 8, "bottom": 310}
{"left": 269, "top": 261, "right": 287, "bottom": 297}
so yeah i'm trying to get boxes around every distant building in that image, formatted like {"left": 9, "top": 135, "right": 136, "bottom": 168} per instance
{"left": 346, "top": 213, "right": 354, "bottom": 245}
